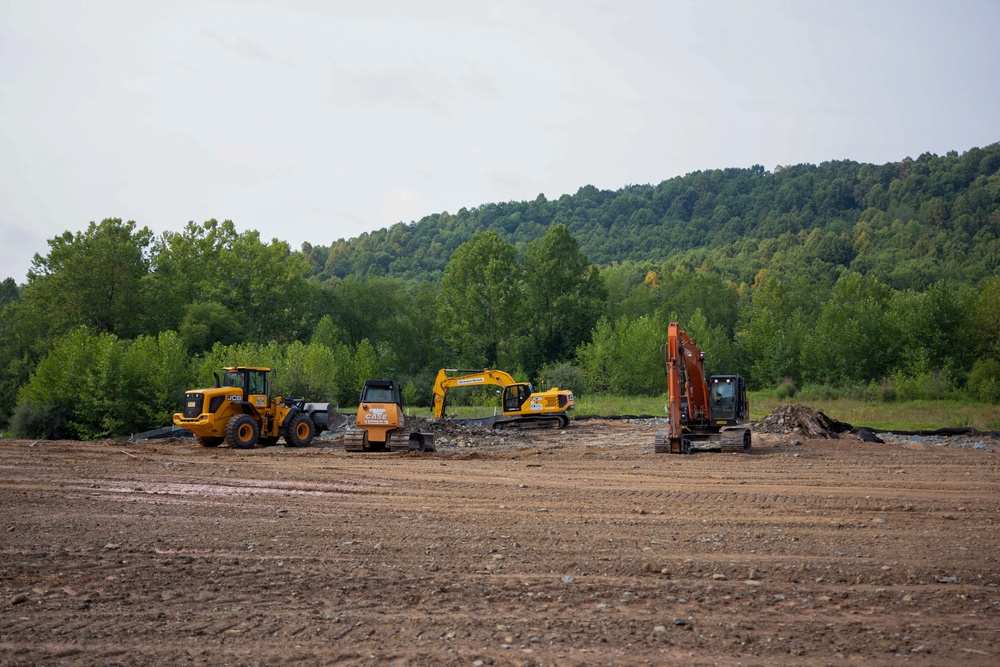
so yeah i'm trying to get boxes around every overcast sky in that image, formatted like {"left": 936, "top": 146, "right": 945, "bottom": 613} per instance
{"left": 2, "top": 0, "right": 998, "bottom": 283}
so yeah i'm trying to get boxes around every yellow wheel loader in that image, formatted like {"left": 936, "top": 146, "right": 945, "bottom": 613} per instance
{"left": 173, "top": 366, "right": 337, "bottom": 449}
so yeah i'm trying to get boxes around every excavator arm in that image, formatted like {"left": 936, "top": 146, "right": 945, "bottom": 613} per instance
{"left": 664, "top": 322, "right": 711, "bottom": 451}
{"left": 431, "top": 368, "right": 519, "bottom": 418}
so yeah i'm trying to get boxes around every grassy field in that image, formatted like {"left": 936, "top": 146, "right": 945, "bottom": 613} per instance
{"left": 411, "top": 394, "right": 1000, "bottom": 431}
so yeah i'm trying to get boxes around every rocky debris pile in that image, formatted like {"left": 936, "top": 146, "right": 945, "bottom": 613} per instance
{"left": 316, "top": 414, "right": 536, "bottom": 450}
{"left": 878, "top": 432, "right": 997, "bottom": 452}
{"left": 405, "top": 416, "right": 534, "bottom": 449}
{"left": 754, "top": 403, "right": 852, "bottom": 439}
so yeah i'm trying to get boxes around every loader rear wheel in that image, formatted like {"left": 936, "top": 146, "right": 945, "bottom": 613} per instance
{"left": 225, "top": 415, "right": 259, "bottom": 449}
{"left": 197, "top": 436, "right": 223, "bottom": 447}
{"left": 285, "top": 413, "right": 314, "bottom": 447}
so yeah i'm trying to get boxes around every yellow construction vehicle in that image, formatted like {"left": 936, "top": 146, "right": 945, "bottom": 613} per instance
{"left": 431, "top": 368, "right": 574, "bottom": 429}
{"left": 342, "top": 379, "right": 434, "bottom": 452}
{"left": 173, "top": 366, "right": 336, "bottom": 449}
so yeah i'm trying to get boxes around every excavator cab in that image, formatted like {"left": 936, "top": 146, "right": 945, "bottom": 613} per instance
{"left": 709, "top": 375, "right": 748, "bottom": 425}
{"left": 502, "top": 384, "right": 533, "bottom": 412}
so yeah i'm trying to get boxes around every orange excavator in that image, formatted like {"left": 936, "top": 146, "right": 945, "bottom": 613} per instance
{"left": 654, "top": 322, "right": 751, "bottom": 454}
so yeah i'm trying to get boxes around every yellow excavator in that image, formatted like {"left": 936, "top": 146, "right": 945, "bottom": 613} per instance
{"left": 431, "top": 368, "right": 574, "bottom": 429}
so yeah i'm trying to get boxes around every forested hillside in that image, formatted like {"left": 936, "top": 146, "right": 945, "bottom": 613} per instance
{"left": 1, "top": 145, "right": 998, "bottom": 438}
{"left": 309, "top": 144, "right": 1000, "bottom": 290}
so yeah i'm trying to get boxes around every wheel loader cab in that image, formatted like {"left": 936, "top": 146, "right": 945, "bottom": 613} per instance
{"left": 223, "top": 367, "right": 271, "bottom": 410}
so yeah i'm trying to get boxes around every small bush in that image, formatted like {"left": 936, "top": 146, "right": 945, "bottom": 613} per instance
{"left": 891, "top": 370, "right": 953, "bottom": 401}
{"left": 775, "top": 378, "right": 797, "bottom": 400}
{"left": 798, "top": 383, "right": 844, "bottom": 401}
{"left": 11, "top": 402, "right": 73, "bottom": 440}
{"left": 968, "top": 358, "right": 1000, "bottom": 404}
{"left": 539, "top": 363, "right": 586, "bottom": 396}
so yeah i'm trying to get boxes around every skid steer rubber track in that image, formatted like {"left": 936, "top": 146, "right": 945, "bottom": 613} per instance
{"left": 343, "top": 430, "right": 367, "bottom": 452}
{"left": 719, "top": 428, "right": 751, "bottom": 453}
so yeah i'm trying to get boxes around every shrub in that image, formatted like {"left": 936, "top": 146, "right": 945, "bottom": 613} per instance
{"left": 890, "top": 370, "right": 952, "bottom": 401}
{"left": 775, "top": 378, "right": 797, "bottom": 400}
{"left": 11, "top": 401, "right": 73, "bottom": 440}
{"left": 968, "top": 358, "right": 1000, "bottom": 404}
{"left": 539, "top": 363, "right": 586, "bottom": 396}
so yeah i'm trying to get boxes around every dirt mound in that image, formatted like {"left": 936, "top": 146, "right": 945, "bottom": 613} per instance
{"left": 755, "top": 403, "right": 851, "bottom": 438}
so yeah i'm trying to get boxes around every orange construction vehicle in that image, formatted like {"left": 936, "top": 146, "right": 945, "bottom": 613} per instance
{"left": 342, "top": 379, "right": 434, "bottom": 453}
{"left": 654, "top": 322, "right": 751, "bottom": 454}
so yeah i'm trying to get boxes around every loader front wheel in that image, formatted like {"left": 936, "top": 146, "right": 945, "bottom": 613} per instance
{"left": 285, "top": 413, "right": 314, "bottom": 447}
{"left": 226, "top": 415, "right": 259, "bottom": 449}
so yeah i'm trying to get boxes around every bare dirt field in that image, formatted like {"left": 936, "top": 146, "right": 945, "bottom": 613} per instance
{"left": 2, "top": 419, "right": 998, "bottom": 666}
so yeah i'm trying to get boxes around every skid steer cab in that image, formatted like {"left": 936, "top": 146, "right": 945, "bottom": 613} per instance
{"left": 173, "top": 366, "right": 335, "bottom": 449}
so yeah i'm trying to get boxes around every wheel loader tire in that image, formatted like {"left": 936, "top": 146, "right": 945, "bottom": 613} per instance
{"left": 285, "top": 413, "right": 314, "bottom": 447}
{"left": 225, "top": 414, "right": 259, "bottom": 449}
{"left": 197, "top": 436, "right": 223, "bottom": 447}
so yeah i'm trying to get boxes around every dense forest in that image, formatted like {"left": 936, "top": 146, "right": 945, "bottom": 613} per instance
{"left": 1, "top": 144, "right": 998, "bottom": 439}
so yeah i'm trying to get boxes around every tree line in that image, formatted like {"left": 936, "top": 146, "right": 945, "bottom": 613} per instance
{"left": 2, "top": 145, "right": 998, "bottom": 438}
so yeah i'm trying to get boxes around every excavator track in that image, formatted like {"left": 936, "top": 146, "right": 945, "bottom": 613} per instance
{"left": 492, "top": 414, "right": 569, "bottom": 430}
{"left": 343, "top": 430, "right": 367, "bottom": 452}
{"left": 719, "top": 428, "right": 751, "bottom": 453}
{"left": 653, "top": 431, "right": 691, "bottom": 454}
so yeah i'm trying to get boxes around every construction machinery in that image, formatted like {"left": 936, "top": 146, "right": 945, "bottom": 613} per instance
{"left": 431, "top": 368, "right": 574, "bottom": 429}
{"left": 654, "top": 323, "right": 751, "bottom": 454}
{"left": 173, "top": 366, "right": 337, "bottom": 449}
{"left": 343, "top": 379, "right": 435, "bottom": 452}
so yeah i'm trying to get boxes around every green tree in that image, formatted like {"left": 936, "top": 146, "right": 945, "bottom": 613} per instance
{"left": 148, "top": 220, "right": 314, "bottom": 343}
{"left": 178, "top": 301, "right": 242, "bottom": 352}
{"left": 576, "top": 315, "right": 665, "bottom": 395}
{"left": 800, "top": 273, "right": 900, "bottom": 385}
{"left": 520, "top": 225, "right": 606, "bottom": 375}
{"left": 437, "top": 231, "right": 522, "bottom": 367}
{"left": 18, "top": 218, "right": 153, "bottom": 339}
{"left": 13, "top": 327, "right": 191, "bottom": 439}
{"left": 0, "top": 278, "right": 19, "bottom": 311}
{"left": 974, "top": 276, "right": 1000, "bottom": 360}
{"left": 735, "top": 271, "right": 807, "bottom": 388}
